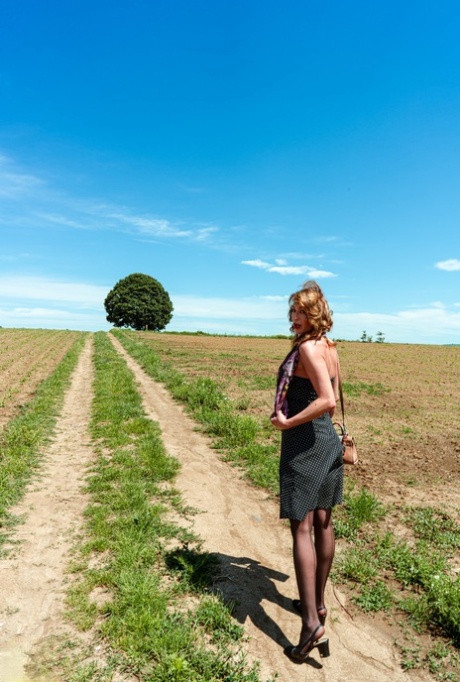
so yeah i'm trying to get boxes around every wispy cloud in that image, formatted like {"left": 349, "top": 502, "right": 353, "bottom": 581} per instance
{"left": 0, "top": 275, "right": 110, "bottom": 330}
{"left": 276, "top": 252, "right": 321, "bottom": 260}
{"left": 117, "top": 213, "right": 218, "bottom": 241}
{"left": 0, "top": 275, "right": 108, "bottom": 307}
{"left": 0, "top": 154, "right": 219, "bottom": 244}
{"left": 0, "top": 306, "right": 107, "bottom": 331}
{"left": 436, "top": 259, "right": 460, "bottom": 272}
{"left": 105, "top": 211, "right": 193, "bottom": 238}
{"left": 168, "top": 295, "right": 460, "bottom": 343}
{"left": 177, "top": 183, "right": 205, "bottom": 194}
{"left": 35, "top": 212, "right": 95, "bottom": 230}
{"left": 311, "top": 236, "right": 339, "bottom": 244}
{"left": 242, "top": 258, "right": 337, "bottom": 278}
{"left": 242, "top": 259, "right": 271, "bottom": 269}
{"left": 1, "top": 277, "right": 459, "bottom": 343}
{"left": 0, "top": 252, "right": 35, "bottom": 263}
{"left": 333, "top": 305, "right": 460, "bottom": 343}
{"left": 0, "top": 154, "right": 44, "bottom": 198}
{"left": 171, "top": 294, "right": 286, "bottom": 320}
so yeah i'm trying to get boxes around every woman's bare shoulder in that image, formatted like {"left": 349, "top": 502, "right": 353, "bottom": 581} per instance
{"left": 298, "top": 338, "right": 327, "bottom": 361}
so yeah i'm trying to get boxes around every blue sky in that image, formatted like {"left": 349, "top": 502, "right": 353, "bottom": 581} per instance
{"left": 1, "top": 0, "right": 459, "bottom": 343}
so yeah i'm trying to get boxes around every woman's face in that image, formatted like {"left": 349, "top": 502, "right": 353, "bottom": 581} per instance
{"left": 289, "top": 304, "right": 311, "bottom": 335}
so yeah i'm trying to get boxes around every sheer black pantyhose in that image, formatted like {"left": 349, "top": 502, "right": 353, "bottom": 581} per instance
{"left": 313, "top": 508, "right": 335, "bottom": 609}
{"left": 290, "top": 508, "right": 335, "bottom": 634}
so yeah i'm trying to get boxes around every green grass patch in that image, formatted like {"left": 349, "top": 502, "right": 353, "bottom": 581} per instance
{"left": 342, "top": 380, "right": 390, "bottom": 396}
{"left": 334, "top": 544, "right": 380, "bottom": 583}
{"left": 334, "top": 492, "right": 460, "bottom": 661}
{"left": 353, "top": 579, "right": 393, "bottom": 613}
{"left": 334, "top": 486, "right": 386, "bottom": 540}
{"left": 404, "top": 506, "right": 460, "bottom": 555}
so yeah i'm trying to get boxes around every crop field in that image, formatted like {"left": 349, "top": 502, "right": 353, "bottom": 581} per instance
{"left": 128, "top": 332, "right": 460, "bottom": 517}
{"left": 1, "top": 328, "right": 459, "bottom": 681}
{"left": 0, "top": 328, "right": 85, "bottom": 431}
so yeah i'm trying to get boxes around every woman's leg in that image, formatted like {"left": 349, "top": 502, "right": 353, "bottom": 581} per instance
{"left": 313, "top": 508, "right": 335, "bottom": 612}
{"left": 290, "top": 513, "right": 323, "bottom": 639}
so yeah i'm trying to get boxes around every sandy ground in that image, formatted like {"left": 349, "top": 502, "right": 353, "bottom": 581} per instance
{"left": 0, "top": 335, "right": 433, "bottom": 682}
{"left": 0, "top": 337, "right": 95, "bottom": 682}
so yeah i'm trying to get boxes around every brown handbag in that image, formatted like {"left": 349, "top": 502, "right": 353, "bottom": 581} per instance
{"left": 334, "top": 366, "right": 358, "bottom": 465}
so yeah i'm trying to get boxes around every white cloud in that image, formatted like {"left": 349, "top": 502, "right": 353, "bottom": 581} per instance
{"left": 242, "top": 259, "right": 336, "bottom": 278}
{"left": 167, "top": 294, "right": 289, "bottom": 336}
{"left": 0, "top": 154, "right": 44, "bottom": 198}
{"left": 0, "top": 156, "right": 218, "bottom": 243}
{"left": 312, "top": 236, "right": 339, "bottom": 243}
{"left": 0, "top": 252, "right": 35, "bottom": 263}
{"left": 169, "top": 295, "right": 460, "bottom": 344}
{"left": 0, "top": 306, "right": 108, "bottom": 331}
{"left": 280, "top": 252, "right": 320, "bottom": 260}
{"left": 0, "top": 277, "right": 109, "bottom": 330}
{"left": 306, "top": 269, "right": 337, "bottom": 279}
{"left": 2, "top": 306, "right": 89, "bottom": 320}
{"left": 35, "top": 212, "right": 94, "bottom": 230}
{"left": 178, "top": 184, "right": 205, "bottom": 194}
{"left": 268, "top": 265, "right": 310, "bottom": 275}
{"left": 1, "top": 281, "right": 459, "bottom": 343}
{"left": 0, "top": 276, "right": 108, "bottom": 307}
{"left": 241, "top": 259, "right": 272, "bottom": 269}
{"left": 171, "top": 294, "right": 286, "bottom": 320}
{"left": 194, "top": 226, "right": 219, "bottom": 241}
{"left": 435, "top": 259, "right": 460, "bottom": 271}
{"left": 333, "top": 305, "right": 460, "bottom": 343}
{"left": 106, "top": 212, "right": 192, "bottom": 238}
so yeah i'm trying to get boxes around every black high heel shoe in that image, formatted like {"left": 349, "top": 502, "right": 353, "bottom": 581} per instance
{"left": 291, "top": 600, "right": 327, "bottom": 625}
{"left": 284, "top": 624, "right": 330, "bottom": 661}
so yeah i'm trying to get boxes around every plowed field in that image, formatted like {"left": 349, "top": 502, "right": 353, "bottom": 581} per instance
{"left": 0, "top": 329, "right": 84, "bottom": 431}
{"left": 131, "top": 332, "right": 460, "bottom": 518}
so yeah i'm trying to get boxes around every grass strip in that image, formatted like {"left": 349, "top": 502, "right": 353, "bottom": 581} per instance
{"left": 0, "top": 332, "right": 87, "bottom": 551}
{"left": 112, "top": 329, "right": 280, "bottom": 494}
{"left": 64, "top": 332, "right": 269, "bottom": 682}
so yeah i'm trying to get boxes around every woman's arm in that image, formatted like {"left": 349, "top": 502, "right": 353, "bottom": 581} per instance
{"left": 271, "top": 341, "right": 336, "bottom": 430}
{"left": 330, "top": 345, "right": 339, "bottom": 418}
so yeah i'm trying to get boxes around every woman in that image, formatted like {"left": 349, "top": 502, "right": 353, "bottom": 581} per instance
{"left": 271, "top": 280, "right": 343, "bottom": 661}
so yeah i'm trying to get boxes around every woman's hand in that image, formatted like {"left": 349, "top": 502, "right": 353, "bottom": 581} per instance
{"left": 270, "top": 410, "right": 290, "bottom": 430}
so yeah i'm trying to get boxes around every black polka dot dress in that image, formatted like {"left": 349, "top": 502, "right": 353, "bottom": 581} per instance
{"left": 279, "top": 375, "right": 343, "bottom": 520}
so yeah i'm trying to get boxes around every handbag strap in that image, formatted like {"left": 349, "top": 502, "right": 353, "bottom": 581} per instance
{"left": 337, "top": 359, "right": 346, "bottom": 431}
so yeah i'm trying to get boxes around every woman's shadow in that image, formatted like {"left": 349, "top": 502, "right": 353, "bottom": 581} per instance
{"left": 211, "top": 553, "right": 323, "bottom": 669}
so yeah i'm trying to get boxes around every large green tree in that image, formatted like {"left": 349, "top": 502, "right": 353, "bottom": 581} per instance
{"left": 104, "top": 273, "right": 173, "bottom": 331}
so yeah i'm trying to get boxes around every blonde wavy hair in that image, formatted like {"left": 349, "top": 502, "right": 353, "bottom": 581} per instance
{"left": 289, "top": 280, "right": 334, "bottom": 347}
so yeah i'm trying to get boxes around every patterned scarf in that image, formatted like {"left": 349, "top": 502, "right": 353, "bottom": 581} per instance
{"left": 273, "top": 346, "right": 299, "bottom": 417}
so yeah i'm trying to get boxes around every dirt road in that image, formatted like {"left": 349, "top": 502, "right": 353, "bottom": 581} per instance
{"left": 0, "top": 336, "right": 431, "bottom": 682}
{"left": 0, "top": 337, "right": 94, "bottom": 682}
